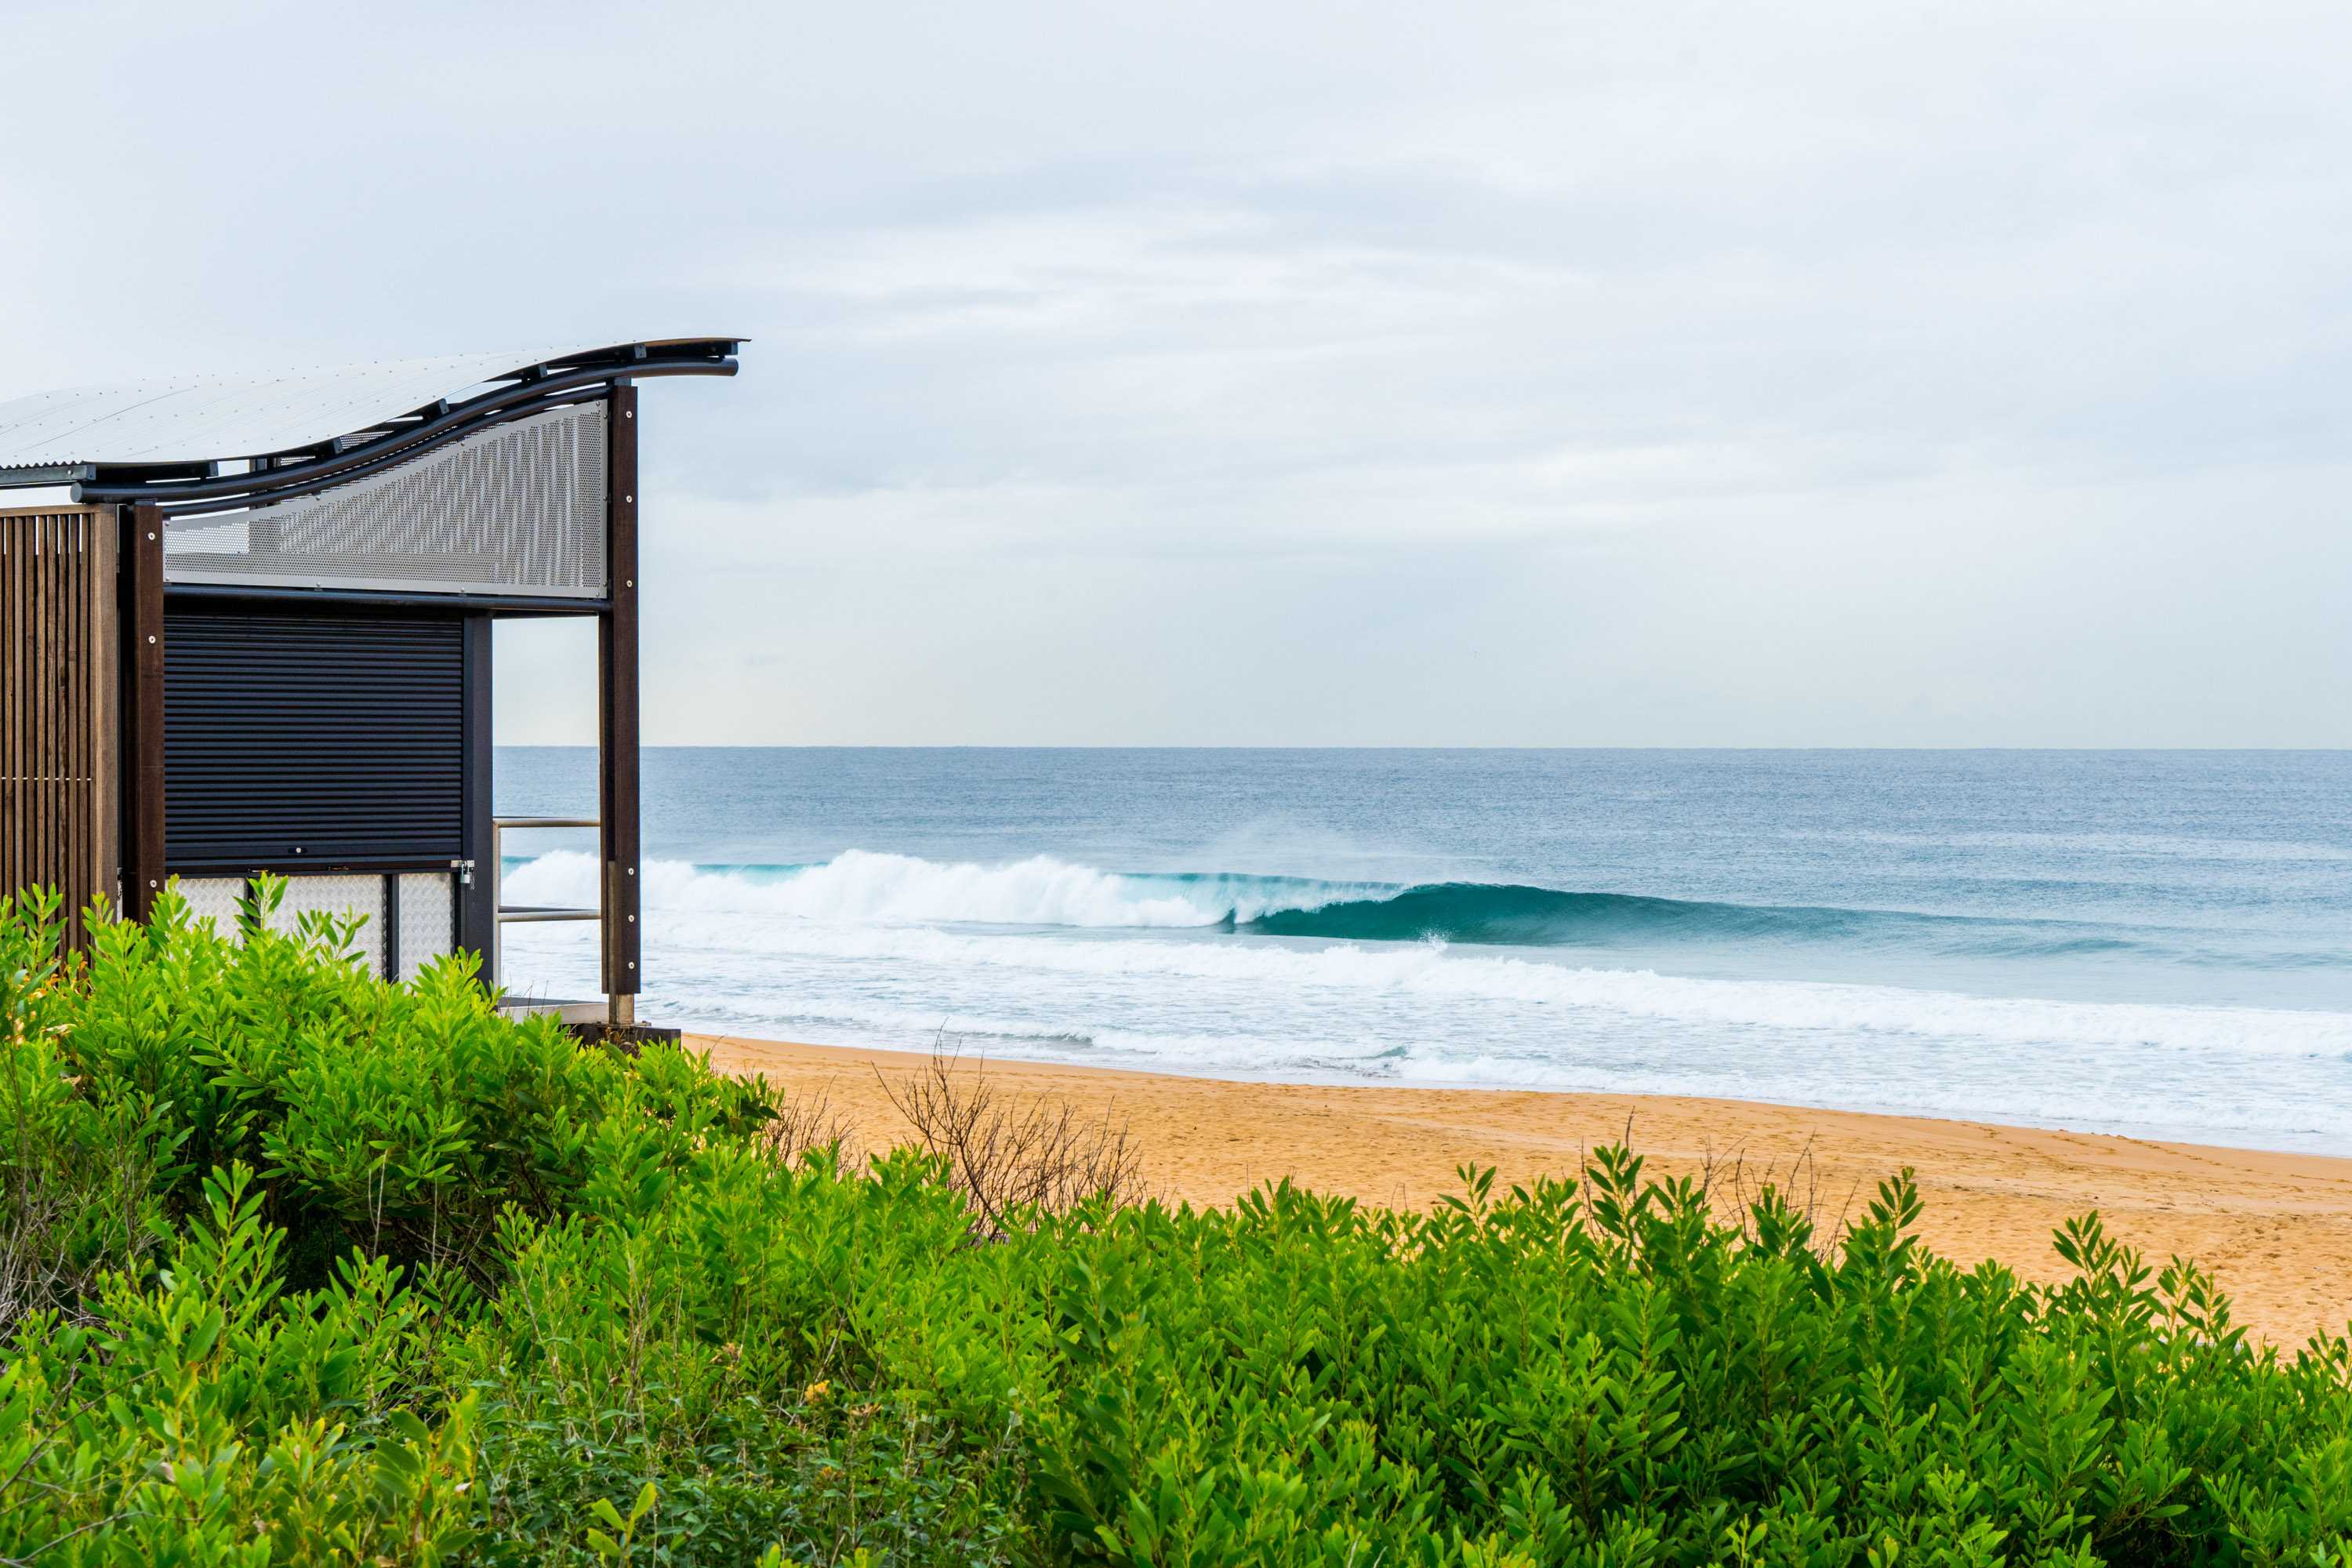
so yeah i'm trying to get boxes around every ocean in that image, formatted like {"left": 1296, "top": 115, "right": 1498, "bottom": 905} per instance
{"left": 494, "top": 748, "right": 2352, "bottom": 1154}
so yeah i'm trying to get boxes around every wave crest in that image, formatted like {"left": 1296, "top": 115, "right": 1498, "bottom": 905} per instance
{"left": 500, "top": 848, "right": 1385, "bottom": 929}
{"left": 499, "top": 850, "right": 2208, "bottom": 961}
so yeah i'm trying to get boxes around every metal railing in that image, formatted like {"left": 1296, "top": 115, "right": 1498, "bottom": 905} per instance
{"left": 490, "top": 816, "right": 605, "bottom": 1015}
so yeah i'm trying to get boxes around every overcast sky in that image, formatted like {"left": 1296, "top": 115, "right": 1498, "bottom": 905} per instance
{"left": 6, "top": 1, "right": 2349, "bottom": 745}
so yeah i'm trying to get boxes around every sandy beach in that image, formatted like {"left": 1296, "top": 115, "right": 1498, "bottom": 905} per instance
{"left": 694, "top": 1033, "right": 2352, "bottom": 1348}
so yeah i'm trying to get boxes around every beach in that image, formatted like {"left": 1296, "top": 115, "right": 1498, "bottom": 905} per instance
{"left": 696, "top": 1032, "right": 2352, "bottom": 1348}
{"left": 501, "top": 750, "right": 2352, "bottom": 1160}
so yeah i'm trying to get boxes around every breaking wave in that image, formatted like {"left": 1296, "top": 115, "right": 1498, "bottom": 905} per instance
{"left": 504, "top": 849, "right": 1387, "bottom": 927}
{"left": 498, "top": 849, "right": 2239, "bottom": 962}
{"left": 494, "top": 848, "right": 2352, "bottom": 1149}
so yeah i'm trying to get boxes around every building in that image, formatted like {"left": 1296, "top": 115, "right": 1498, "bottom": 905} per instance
{"left": 0, "top": 338, "right": 742, "bottom": 1029}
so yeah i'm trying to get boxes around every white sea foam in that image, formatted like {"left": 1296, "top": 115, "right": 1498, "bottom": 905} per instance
{"left": 728, "top": 922, "right": 2345, "bottom": 1055}
{"left": 503, "top": 848, "right": 1383, "bottom": 927}
{"left": 499, "top": 855, "right": 2352, "bottom": 1062}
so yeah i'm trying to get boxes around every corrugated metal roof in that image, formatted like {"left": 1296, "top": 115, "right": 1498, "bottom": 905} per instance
{"left": 0, "top": 339, "right": 733, "bottom": 475}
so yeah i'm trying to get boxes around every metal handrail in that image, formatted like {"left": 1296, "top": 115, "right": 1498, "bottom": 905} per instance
{"left": 489, "top": 816, "right": 600, "bottom": 985}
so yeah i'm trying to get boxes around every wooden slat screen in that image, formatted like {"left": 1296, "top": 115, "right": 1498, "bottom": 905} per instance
{"left": 1, "top": 506, "right": 118, "bottom": 946}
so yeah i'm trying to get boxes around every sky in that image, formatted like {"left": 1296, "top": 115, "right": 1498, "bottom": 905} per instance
{"left": 4, "top": 0, "right": 2349, "bottom": 746}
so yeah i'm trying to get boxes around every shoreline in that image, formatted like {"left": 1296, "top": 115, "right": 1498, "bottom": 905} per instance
{"left": 691, "top": 1033, "right": 2352, "bottom": 1346}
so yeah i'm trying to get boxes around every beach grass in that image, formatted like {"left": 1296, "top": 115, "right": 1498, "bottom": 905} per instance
{"left": 5, "top": 879, "right": 2352, "bottom": 1566}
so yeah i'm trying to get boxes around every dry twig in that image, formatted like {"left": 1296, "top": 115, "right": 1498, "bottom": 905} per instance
{"left": 877, "top": 1036, "right": 1142, "bottom": 1235}
{"left": 758, "top": 1083, "right": 859, "bottom": 1168}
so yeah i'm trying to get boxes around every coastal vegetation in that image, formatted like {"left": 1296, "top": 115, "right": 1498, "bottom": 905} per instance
{"left": 3, "top": 880, "right": 2350, "bottom": 1566}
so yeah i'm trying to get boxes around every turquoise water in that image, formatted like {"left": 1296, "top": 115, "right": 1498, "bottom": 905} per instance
{"left": 495, "top": 749, "right": 2352, "bottom": 1152}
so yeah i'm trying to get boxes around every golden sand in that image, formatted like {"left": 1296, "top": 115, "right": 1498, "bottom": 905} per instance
{"left": 691, "top": 1033, "right": 2352, "bottom": 1347}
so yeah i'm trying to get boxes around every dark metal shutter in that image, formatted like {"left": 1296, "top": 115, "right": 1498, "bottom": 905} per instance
{"left": 165, "top": 612, "right": 464, "bottom": 870}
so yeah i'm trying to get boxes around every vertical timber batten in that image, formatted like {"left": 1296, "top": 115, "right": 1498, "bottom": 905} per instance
{"left": 122, "top": 504, "right": 167, "bottom": 920}
{"left": 92, "top": 512, "right": 119, "bottom": 927}
{"left": 599, "top": 384, "right": 641, "bottom": 1018}
{"left": 1, "top": 506, "right": 117, "bottom": 946}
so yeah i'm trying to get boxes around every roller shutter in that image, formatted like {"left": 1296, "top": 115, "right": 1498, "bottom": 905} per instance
{"left": 164, "top": 612, "right": 464, "bottom": 871}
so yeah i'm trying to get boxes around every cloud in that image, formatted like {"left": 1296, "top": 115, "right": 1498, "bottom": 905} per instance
{"left": 6, "top": 0, "right": 2350, "bottom": 742}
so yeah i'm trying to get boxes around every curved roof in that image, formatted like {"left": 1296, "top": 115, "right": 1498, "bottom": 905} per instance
{"left": 0, "top": 337, "right": 741, "bottom": 484}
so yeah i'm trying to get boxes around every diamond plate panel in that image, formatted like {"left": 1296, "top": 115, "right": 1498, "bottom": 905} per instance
{"left": 175, "top": 876, "right": 248, "bottom": 935}
{"left": 396, "top": 873, "right": 456, "bottom": 983}
{"left": 264, "top": 873, "right": 385, "bottom": 971}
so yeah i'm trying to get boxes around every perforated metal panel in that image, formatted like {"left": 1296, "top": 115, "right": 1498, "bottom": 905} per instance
{"left": 397, "top": 872, "right": 456, "bottom": 982}
{"left": 162, "top": 403, "right": 608, "bottom": 597}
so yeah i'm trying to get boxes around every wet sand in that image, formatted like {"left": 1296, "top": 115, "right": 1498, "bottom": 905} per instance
{"left": 691, "top": 1033, "right": 2352, "bottom": 1347}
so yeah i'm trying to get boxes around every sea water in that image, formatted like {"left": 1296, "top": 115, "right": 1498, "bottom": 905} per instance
{"left": 495, "top": 749, "right": 2352, "bottom": 1153}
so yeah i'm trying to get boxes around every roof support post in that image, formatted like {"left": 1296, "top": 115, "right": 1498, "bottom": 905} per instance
{"left": 119, "top": 504, "right": 166, "bottom": 920}
{"left": 459, "top": 613, "right": 495, "bottom": 982}
{"left": 598, "top": 386, "right": 641, "bottom": 1022}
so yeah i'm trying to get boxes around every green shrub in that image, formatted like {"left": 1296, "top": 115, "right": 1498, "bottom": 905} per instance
{"left": 2, "top": 879, "right": 2349, "bottom": 1565}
